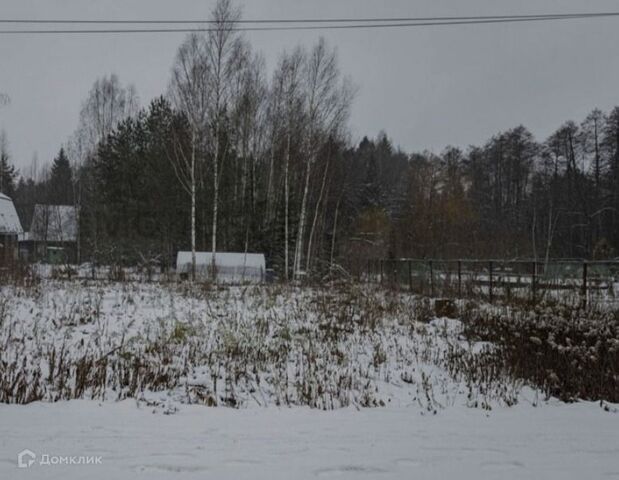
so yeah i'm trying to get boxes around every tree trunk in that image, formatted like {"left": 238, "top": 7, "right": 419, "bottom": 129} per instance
{"left": 306, "top": 157, "right": 329, "bottom": 272}
{"left": 265, "top": 139, "right": 275, "bottom": 225}
{"left": 212, "top": 124, "right": 219, "bottom": 281}
{"left": 284, "top": 128, "right": 290, "bottom": 281}
{"left": 330, "top": 196, "right": 341, "bottom": 267}
{"left": 294, "top": 156, "right": 312, "bottom": 280}
{"left": 191, "top": 130, "right": 196, "bottom": 281}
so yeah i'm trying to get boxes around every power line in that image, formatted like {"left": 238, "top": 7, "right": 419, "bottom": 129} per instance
{"left": 0, "top": 14, "right": 618, "bottom": 34}
{"left": 0, "top": 12, "right": 618, "bottom": 24}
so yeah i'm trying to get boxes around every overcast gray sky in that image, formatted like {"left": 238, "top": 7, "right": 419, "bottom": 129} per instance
{"left": 1, "top": 0, "right": 619, "bottom": 171}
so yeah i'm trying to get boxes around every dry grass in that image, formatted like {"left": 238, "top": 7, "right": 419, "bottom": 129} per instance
{"left": 460, "top": 301, "right": 619, "bottom": 404}
{"left": 0, "top": 281, "right": 526, "bottom": 411}
{"left": 1, "top": 279, "right": 614, "bottom": 410}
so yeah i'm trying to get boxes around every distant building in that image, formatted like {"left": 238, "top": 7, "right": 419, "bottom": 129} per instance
{"left": 19, "top": 204, "right": 78, "bottom": 264}
{"left": 0, "top": 193, "right": 23, "bottom": 268}
{"left": 176, "top": 251, "right": 266, "bottom": 283}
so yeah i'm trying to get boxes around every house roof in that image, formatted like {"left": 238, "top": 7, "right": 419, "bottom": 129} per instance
{"left": 29, "top": 204, "right": 77, "bottom": 242}
{"left": 0, "top": 193, "right": 24, "bottom": 235}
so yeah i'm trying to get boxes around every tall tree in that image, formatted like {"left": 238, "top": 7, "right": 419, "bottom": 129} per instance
{"left": 75, "top": 74, "right": 139, "bottom": 263}
{"left": 273, "top": 47, "right": 304, "bottom": 280}
{"left": 603, "top": 107, "right": 619, "bottom": 245}
{"left": 293, "top": 38, "right": 354, "bottom": 278}
{"left": 48, "top": 148, "right": 74, "bottom": 204}
{"left": 169, "top": 33, "right": 210, "bottom": 280}
{"left": 0, "top": 131, "right": 17, "bottom": 198}
{"left": 205, "top": 0, "right": 243, "bottom": 278}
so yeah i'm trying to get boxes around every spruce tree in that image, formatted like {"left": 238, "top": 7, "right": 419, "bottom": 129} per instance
{"left": 0, "top": 131, "right": 17, "bottom": 197}
{"left": 48, "top": 147, "right": 74, "bottom": 204}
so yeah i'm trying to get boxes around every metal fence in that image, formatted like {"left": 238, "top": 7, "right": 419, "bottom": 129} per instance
{"left": 367, "top": 259, "right": 619, "bottom": 308}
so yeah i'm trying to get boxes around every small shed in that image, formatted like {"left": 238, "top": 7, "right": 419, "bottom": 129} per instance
{"left": 0, "top": 193, "right": 23, "bottom": 267}
{"left": 176, "top": 251, "right": 266, "bottom": 283}
{"left": 20, "top": 204, "right": 78, "bottom": 264}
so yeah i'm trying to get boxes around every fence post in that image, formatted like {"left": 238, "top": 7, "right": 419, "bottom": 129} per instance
{"left": 582, "top": 261, "right": 588, "bottom": 308}
{"left": 457, "top": 260, "right": 462, "bottom": 297}
{"left": 488, "top": 260, "right": 494, "bottom": 303}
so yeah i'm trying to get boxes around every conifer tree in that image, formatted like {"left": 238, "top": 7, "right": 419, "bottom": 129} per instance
{"left": 48, "top": 147, "right": 74, "bottom": 204}
{"left": 0, "top": 130, "right": 17, "bottom": 198}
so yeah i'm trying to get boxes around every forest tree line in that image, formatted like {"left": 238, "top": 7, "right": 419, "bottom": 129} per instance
{"left": 2, "top": 0, "right": 619, "bottom": 279}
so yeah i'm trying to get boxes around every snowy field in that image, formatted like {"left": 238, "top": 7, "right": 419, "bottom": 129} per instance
{"left": 1, "top": 399, "right": 618, "bottom": 479}
{"left": 0, "top": 280, "right": 617, "bottom": 478}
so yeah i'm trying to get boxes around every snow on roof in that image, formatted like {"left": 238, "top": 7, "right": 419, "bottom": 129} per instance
{"left": 29, "top": 204, "right": 77, "bottom": 242}
{"left": 0, "top": 193, "right": 23, "bottom": 235}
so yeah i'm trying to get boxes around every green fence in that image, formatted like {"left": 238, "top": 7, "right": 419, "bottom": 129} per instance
{"left": 367, "top": 259, "right": 619, "bottom": 308}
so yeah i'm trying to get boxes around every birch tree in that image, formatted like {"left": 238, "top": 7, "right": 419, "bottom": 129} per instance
{"left": 581, "top": 109, "right": 606, "bottom": 241}
{"left": 230, "top": 48, "right": 268, "bottom": 254}
{"left": 169, "top": 33, "right": 210, "bottom": 280}
{"left": 74, "top": 74, "right": 138, "bottom": 266}
{"left": 79, "top": 74, "right": 139, "bottom": 151}
{"left": 264, "top": 71, "right": 284, "bottom": 227}
{"left": 293, "top": 38, "right": 354, "bottom": 279}
{"left": 273, "top": 48, "right": 304, "bottom": 280}
{"left": 204, "top": 0, "right": 242, "bottom": 279}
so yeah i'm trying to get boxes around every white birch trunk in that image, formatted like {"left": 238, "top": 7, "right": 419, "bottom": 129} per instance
{"left": 191, "top": 130, "right": 197, "bottom": 281}
{"left": 306, "top": 158, "right": 329, "bottom": 272}
{"left": 294, "top": 157, "right": 312, "bottom": 279}
{"left": 284, "top": 128, "right": 290, "bottom": 281}
{"left": 265, "top": 141, "right": 275, "bottom": 224}
{"left": 212, "top": 124, "right": 219, "bottom": 281}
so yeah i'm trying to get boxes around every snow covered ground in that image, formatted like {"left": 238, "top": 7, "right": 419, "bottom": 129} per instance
{"left": 0, "top": 281, "right": 524, "bottom": 408}
{"left": 0, "top": 280, "right": 617, "bottom": 478}
{"left": 1, "top": 399, "right": 617, "bottom": 479}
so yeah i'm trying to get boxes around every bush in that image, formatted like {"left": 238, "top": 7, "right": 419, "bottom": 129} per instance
{"left": 460, "top": 302, "right": 619, "bottom": 403}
